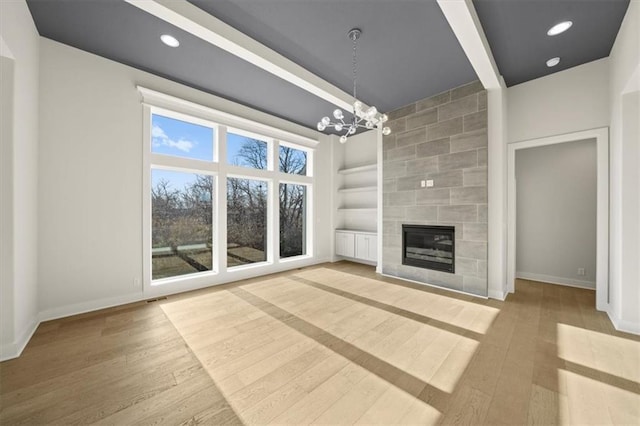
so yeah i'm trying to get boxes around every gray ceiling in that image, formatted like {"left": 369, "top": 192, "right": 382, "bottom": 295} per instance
{"left": 26, "top": 0, "right": 630, "bottom": 130}
{"left": 474, "top": 0, "right": 630, "bottom": 87}
{"left": 186, "top": 0, "right": 478, "bottom": 113}
{"left": 26, "top": 0, "right": 349, "bottom": 131}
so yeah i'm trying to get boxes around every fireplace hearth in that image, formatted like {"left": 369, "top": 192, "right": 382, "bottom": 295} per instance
{"left": 402, "top": 225, "right": 455, "bottom": 273}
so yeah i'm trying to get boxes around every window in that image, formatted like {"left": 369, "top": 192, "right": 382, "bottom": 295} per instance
{"left": 152, "top": 114, "right": 214, "bottom": 161}
{"left": 227, "top": 178, "right": 268, "bottom": 267}
{"left": 142, "top": 88, "right": 315, "bottom": 289}
{"left": 227, "top": 132, "right": 268, "bottom": 169}
{"left": 151, "top": 170, "right": 213, "bottom": 279}
{"left": 279, "top": 145, "right": 307, "bottom": 175}
{"left": 149, "top": 111, "right": 217, "bottom": 282}
{"left": 280, "top": 183, "right": 307, "bottom": 258}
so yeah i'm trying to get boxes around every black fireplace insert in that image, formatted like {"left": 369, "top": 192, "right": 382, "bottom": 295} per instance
{"left": 402, "top": 225, "right": 455, "bottom": 273}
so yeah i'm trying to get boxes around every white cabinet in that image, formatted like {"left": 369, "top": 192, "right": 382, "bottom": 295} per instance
{"left": 335, "top": 230, "right": 377, "bottom": 264}
{"left": 355, "top": 233, "right": 378, "bottom": 262}
{"left": 335, "top": 231, "right": 355, "bottom": 258}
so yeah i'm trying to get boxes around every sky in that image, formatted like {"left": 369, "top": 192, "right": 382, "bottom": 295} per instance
{"left": 151, "top": 113, "right": 305, "bottom": 191}
{"left": 152, "top": 114, "right": 213, "bottom": 161}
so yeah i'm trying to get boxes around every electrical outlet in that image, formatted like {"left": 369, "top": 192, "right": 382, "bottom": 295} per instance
{"left": 577, "top": 268, "right": 585, "bottom": 276}
{"left": 420, "top": 180, "right": 426, "bottom": 188}
{"left": 426, "top": 180, "right": 434, "bottom": 187}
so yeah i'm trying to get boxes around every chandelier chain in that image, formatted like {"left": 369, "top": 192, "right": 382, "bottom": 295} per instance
{"left": 352, "top": 34, "right": 357, "bottom": 107}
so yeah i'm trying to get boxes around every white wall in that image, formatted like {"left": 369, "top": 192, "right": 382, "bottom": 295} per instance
{"left": 508, "top": 58, "right": 609, "bottom": 143}
{"left": 609, "top": 1, "right": 640, "bottom": 333}
{"left": 343, "top": 131, "right": 377, "bottom": 167}
{"left": 505, "top": 3, "right": 639, "bottom": 334}
{"left": 0, "top": 0, "right": 40, "bottom": 359}
{"left": 38, "top": 38, "right": 331, "bottom": 319}
{"left": 516, "top": 139, "right": 597, "bottom": 288}
{"left": 1, "top": 54, "right": 16, "bottom": 354}
{"left": 487, "top": 83, "right": 508, "bottom": 300}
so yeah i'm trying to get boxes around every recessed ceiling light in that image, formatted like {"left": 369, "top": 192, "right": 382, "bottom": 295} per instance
{"left": 546, "top": 57, "right": 561, "bottom": 67}
{"left": 547, "top": 21, "right": 573, "bottom": 36}
{"left": 160, "top": 34, "right": 180, "bottom": 47}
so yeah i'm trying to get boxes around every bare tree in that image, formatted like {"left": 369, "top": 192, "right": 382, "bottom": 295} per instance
{"left": 152, "top": 137, "right": 307, "bottom": 268}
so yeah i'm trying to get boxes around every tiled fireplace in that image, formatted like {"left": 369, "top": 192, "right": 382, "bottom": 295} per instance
{"left": 382, "top": 80, "right": 488, "bottom": 296}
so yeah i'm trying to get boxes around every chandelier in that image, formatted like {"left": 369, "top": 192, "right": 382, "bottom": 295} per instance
{"left": 316, "top": 28, "right": 391, "bottom": 143}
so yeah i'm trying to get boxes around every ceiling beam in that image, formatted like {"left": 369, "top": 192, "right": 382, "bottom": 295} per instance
{"left": 437, "top": 0, "right": 502, "bottom": 89}
{"left": 125, "top": 0, "right": 365, "bottom": 115}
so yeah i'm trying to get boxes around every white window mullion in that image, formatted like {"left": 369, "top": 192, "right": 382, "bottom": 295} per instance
{"left": 306, "top": 183, "right": 313, "bottom": 257}
{"left": 150, "top": 153, "right": 220, "bottom": 175}
{"left": 142, "top": 104, "right": 152, "bottom": 292}
{"left": 217, "top": 126, "right": 228, "bottom": 273}
{"left": 271, "top": 139, "right": 280, "bottom": 265}
{"left": 277, "top": 173, "right": 313, "bottom": 185}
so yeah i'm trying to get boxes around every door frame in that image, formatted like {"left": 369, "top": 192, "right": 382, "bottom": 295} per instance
{"left": 507, "top": 127, "right": 609, "bottom": 311}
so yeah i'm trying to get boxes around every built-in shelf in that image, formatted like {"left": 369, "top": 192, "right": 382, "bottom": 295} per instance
{"left": 338, "top": 207, "right": 377, "bottom": 213}
{"left": 338, "top": 185, "right": 377, "bottom": 193}
{"left": 338, "top": 163, "right": 377, "bottom": 175}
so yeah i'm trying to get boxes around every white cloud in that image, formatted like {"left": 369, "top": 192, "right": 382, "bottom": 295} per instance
{"left": 152, "top": 124, "right": 168, "bottom": 139}
{"left": 152, "top": 124, "right": 195, "bottom": 153}
{"left": 167, "top": 139, "right": 194, "bottom": 152}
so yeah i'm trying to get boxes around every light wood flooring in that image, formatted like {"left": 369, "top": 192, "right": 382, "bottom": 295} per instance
{"left": 1, "top": 262, "right": 639, "bottom": 425}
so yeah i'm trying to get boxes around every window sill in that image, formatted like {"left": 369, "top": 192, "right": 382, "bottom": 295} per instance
{"left": 227, "top": 261, "right": 272, "bottom": 273}
{"left": 151, "top": 270, "right": 218, "bottom": 287}
{"left": 279, "top": 254, "right": 312, "bottom": 264}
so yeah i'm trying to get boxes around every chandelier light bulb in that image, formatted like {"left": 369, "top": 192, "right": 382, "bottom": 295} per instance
{"left": 380, "top": 114, "right": 389, "bottom": 123}
{"left": 365, "top": 106, "right": 378, "bottom": 118}
{"left": 317, "top": 122, "right": 326, "bottom": 131}
{"left": 382, "top": 127, "right": 391, "bottom": 136}
{"left": 365, "top": 121, "right": 374, "bottom": 129}
{"left": 334, "top": 123, "right": 343, "bottom": 132}
{"left": 353, "top": 101, "right": 363, "bottom": 112}
{"left": 333, "top": 109, "right": 344, "bottom": 120}
{"left": 321, "top": 116, "right": 331, "bottom": 126}
{"left": 349, "top": 127, "right": 357, "bottom": 135}
{"left": 339, "top": 135, "right": 348, "bottom": 144}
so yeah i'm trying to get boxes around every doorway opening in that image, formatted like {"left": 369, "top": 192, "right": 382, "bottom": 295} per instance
{"left": 507, "top": 128, "right": 609, "bottom": 311}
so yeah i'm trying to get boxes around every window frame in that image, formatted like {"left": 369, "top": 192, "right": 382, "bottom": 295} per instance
{"left": 140, "top": 87, "right": 317, "bottom": 296}
{"left": 144, "top": 107, "right": 220, "bottom": 288}
{"left": 278, "top": 180, "right": 312, "bottom": 262}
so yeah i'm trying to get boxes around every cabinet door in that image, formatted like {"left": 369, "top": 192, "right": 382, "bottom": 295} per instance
{"left": 367, "top": 235, "right": 378, "bottom": 262}
{"left": 355, "top": 234, "right": 369, "bottom": 260}
{"left": 335, "top": 232, "right": 355, "bottom": 258}
{"left": 355, "top": 234, "right": 378, "bottom": 262}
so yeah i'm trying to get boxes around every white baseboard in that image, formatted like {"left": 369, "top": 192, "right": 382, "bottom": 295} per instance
{"left": 334, "top": 255, "right": 377, "bottom": 267}
{"left": 0, "top": 317, "right": 40, "bottom": 361}
{"left": 516, "top": 272, "right": 595, "bottom": 290}
{"left": 38, "top": 292, "right": 150, "bottom": 323}
{"left": 488, "top": 289, "right": 507, "bottom": 301}
{"left": 380, "top": 273, "right": 488, "bottom": 300}
{"left": 607, "top": 310, "right": 640, "bottom": 335}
